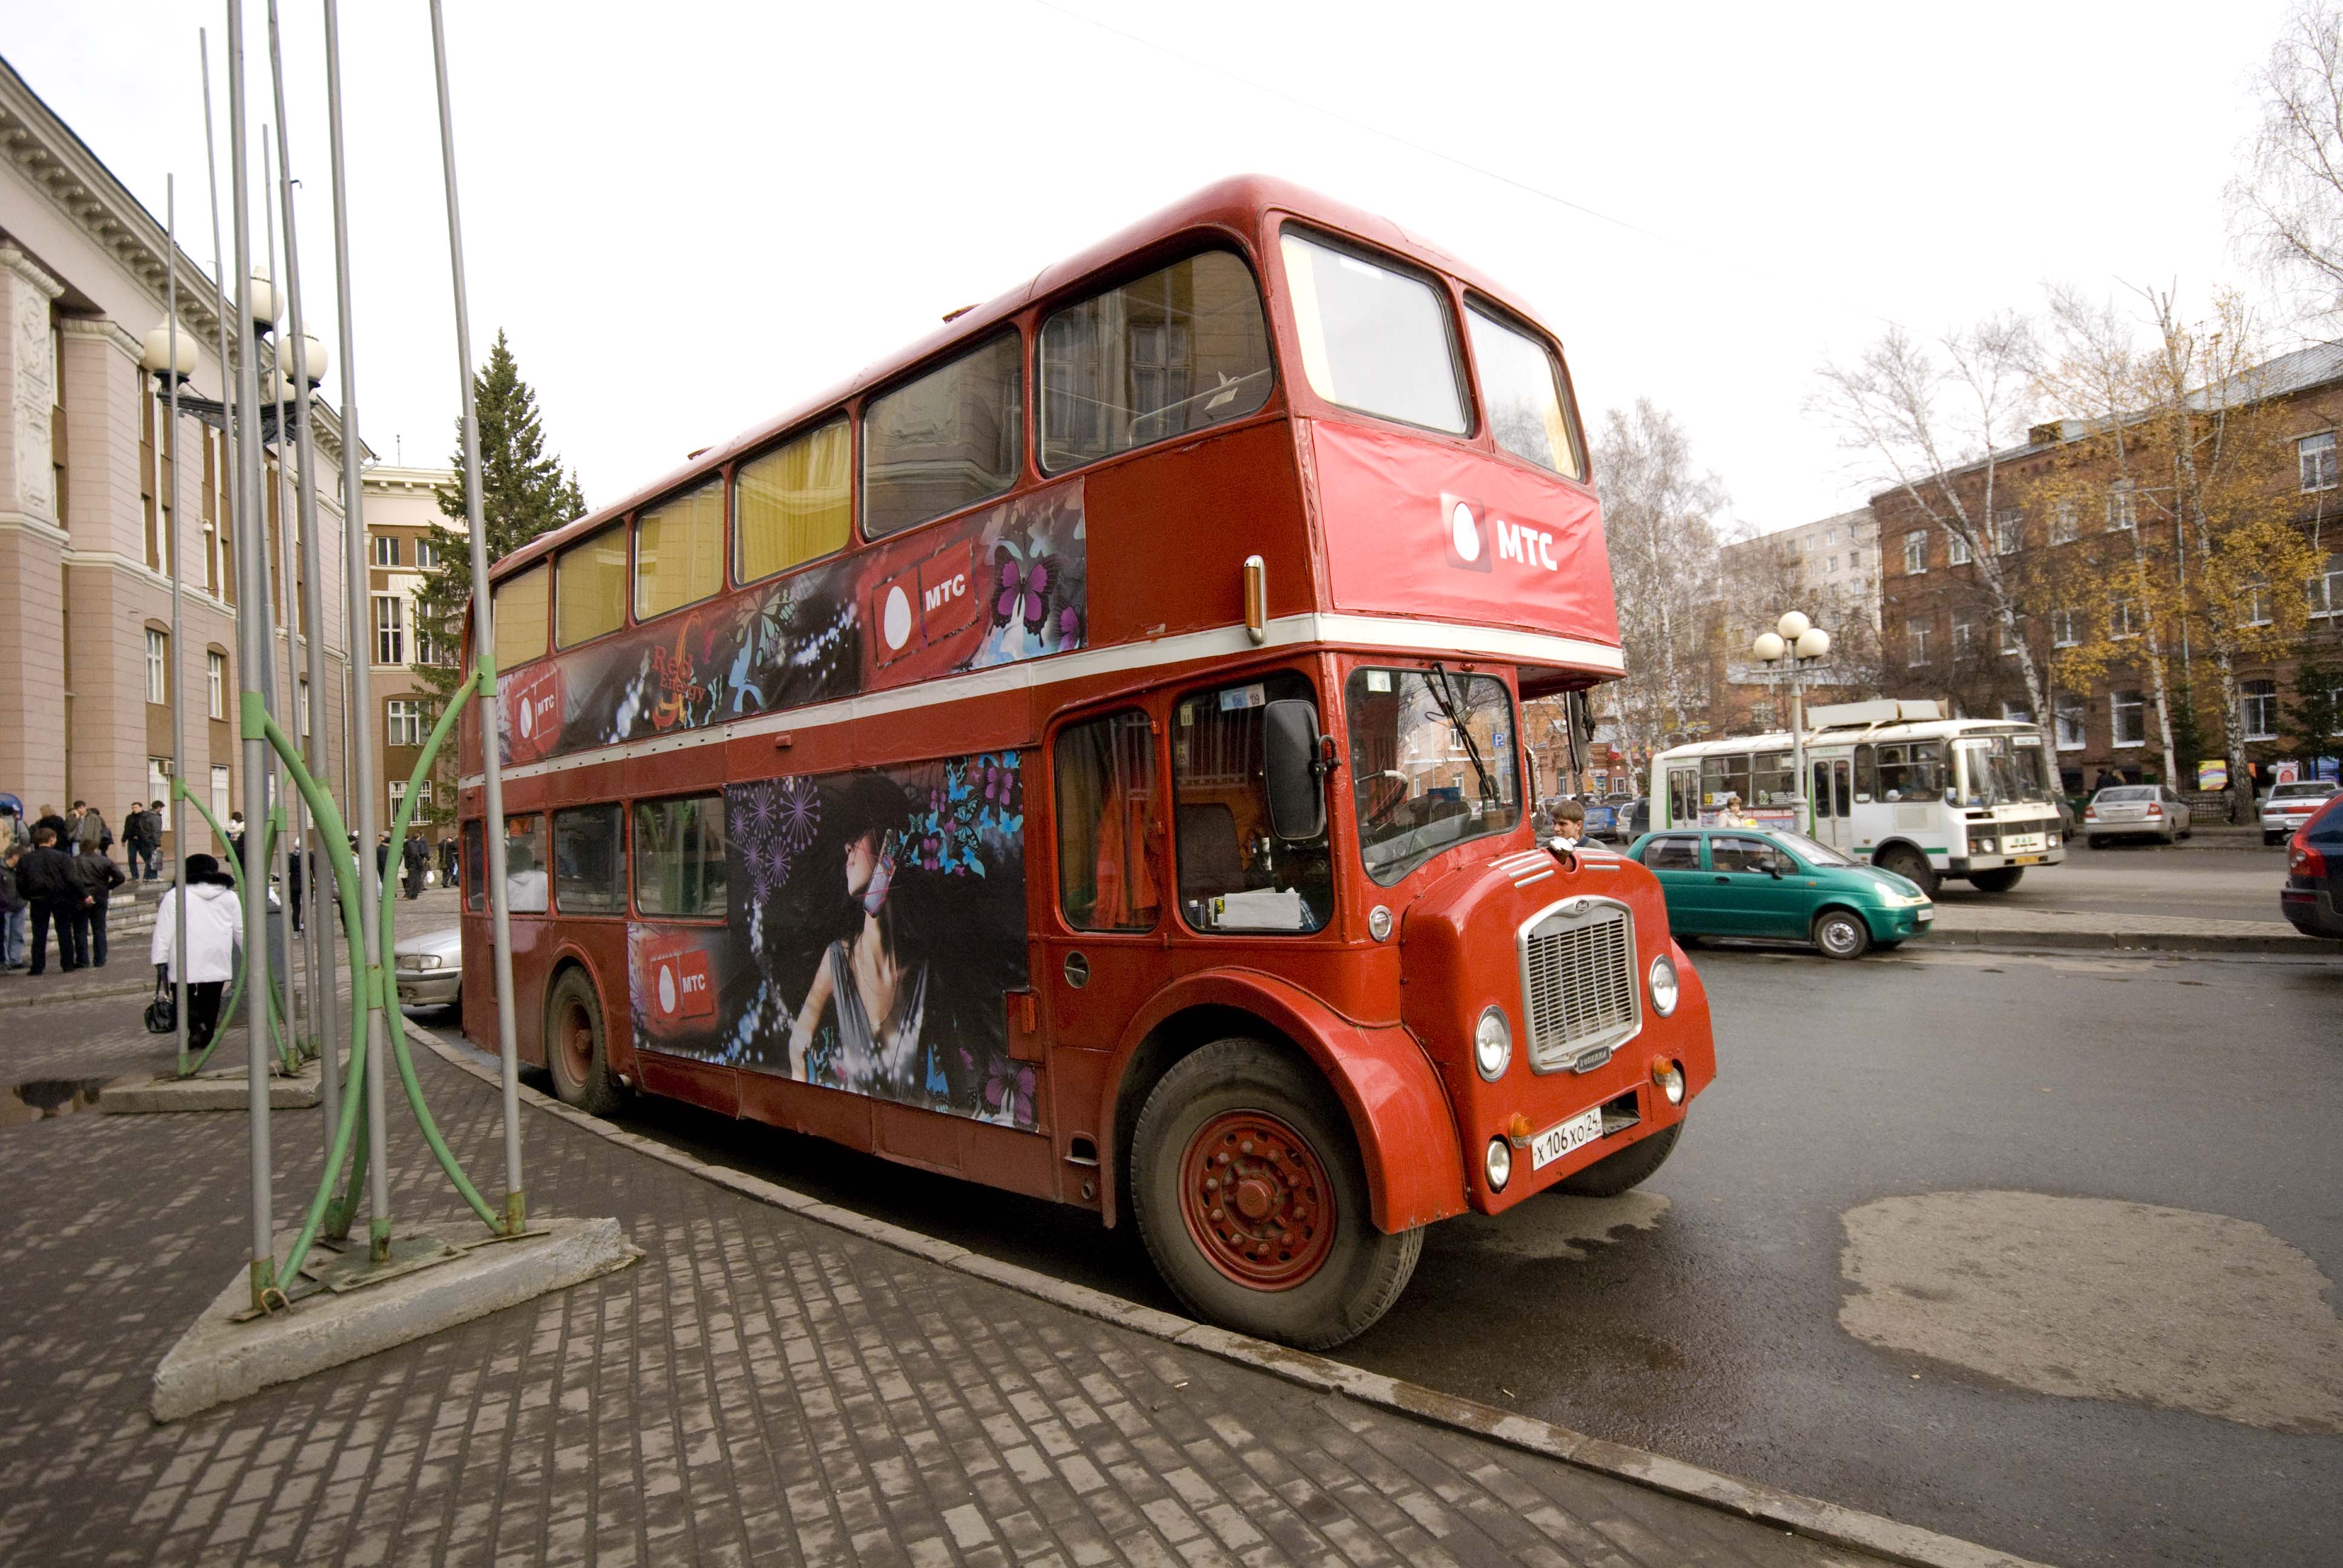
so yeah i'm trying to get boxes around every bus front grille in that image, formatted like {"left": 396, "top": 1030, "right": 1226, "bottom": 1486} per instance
{"left": 1519, "top": 901, "right": 1640, "bottom": 1073}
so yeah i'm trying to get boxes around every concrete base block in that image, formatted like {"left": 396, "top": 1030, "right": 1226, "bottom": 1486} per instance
{"left": 151, "top": 1217, "right": 637, "bottom": 1422}
{"left": 102, "top": 1057, "right": 324, "bottom": 1114}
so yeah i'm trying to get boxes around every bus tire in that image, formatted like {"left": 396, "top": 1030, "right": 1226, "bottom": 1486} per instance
{"left": 1813, "top": 907, "right": 1872, "bottom": 959}
{"left": 1553, "top": 1119, "right": 1683, "bottom": 1197}
{"left": 1968, "top": 866, "right": 2024, "bottom": 892}
{"left": 545, "top": 967, "right": 624, "bottom": 1117}
{"left": 1878, "top": 844, "right": 1938, "bottom": 897}
{"left": 1130, "top": 1037, "right": 1421, "bottom": 1351}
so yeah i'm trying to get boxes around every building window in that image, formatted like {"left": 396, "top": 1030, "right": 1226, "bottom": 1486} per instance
{"left": 207, "top": 650, "right": 226, "bottom": 719}
{"left": 2053, "top": 607, "right": 2080, "bottom": 648}
{"left": 145, "top": 629, "right": 168, "bottom": 704}
{"left": 370, "top": 534, "right": 401, "bottom": 567}
{"left": 373, "top": 594, "right": 405, "bottom": 666}
{"left": 209, "top": 763, "right": 231, "bottom": 823}
{"left": 2110, "top": 598, "right": 2140, "bottom": 639}
{"left": 1948, "top": 531, "right": 1972, "bottom": 566}
{"left": 1826, "top": 555, "right": 1838, "bottom": 573}
{"left": 416, "top": 538, "right": 439, "bottom": 570}
{"left": 2312, "top": 551, "right": 2341, "bottom": 616}
{"left": 1749, "top": 701, "right": 1776, "bottom": 731}
{"left": 2301, "top": 431, "right": 2336, "bottom": 492}
{"left": 1994, "top": 509, "right": 2021, "bottom": 554}
{"left": 2112, "top": 688, "right": 2146, "bottom": 748}
{"left": 2241, "top": 575, "right": 2273, "bottom": 627}
{"left": 1906, "top": 618, "right": 1931, "bottom": 666}
{"left": 415, "top": 626, "right": 448, "bottom": 667}
{"left": 1825, "top": 528, "right": 1837, "bottom": 545}
{"left": 2241, "top": 678, "right": 2279, "bottom": 740}
{"left": 2055, "top": 691, "right": 2086, "bottom": 750}
{"left": 387, "top": 699, "right": 423, "bottom": 748}
{"left": 1953, "top": 616, "right": 1975, "bottom": 656}
{"left": 1848, "top": 547, "right": 1861, "bottom": 567}
{"left": 2002, "top": 701, "right": 2034, "bottom": 725}
{"left": 148, "top": 756, "right": 172, "bottom": 806}
{"left": 1903, "top": 532, "right": 1927, "bottom": 573}
{"left": 2050, "top": 500, "right": 2079, "bottom": 544}
{"left": 2108, "top": 483, "right": 2137, "bottom": 531}
{"left": 297, "top": 678, "right": 310, "bottom": 737}
{"left": 1999, "top": 616, "right": 2022, "bottom": 656}
{"left": 388, "top": 779, "right": 407, "bottom": 816}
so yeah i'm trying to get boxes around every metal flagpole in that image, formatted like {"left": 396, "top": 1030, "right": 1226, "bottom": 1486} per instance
{"left": 224, "top": 0, "right": 280, "bottom": 1312}
{"left": 269, "top": 0, "right": 341, "bottom": 1147}
{"left": 323, "top": 0, "right": 395, "bottom": 1259}
{"left": 165, "top": 175, "right": 190, "bottom": 1075}
{"left": 260, "top": 126, "right": 307, "bottom": 1073}
{"left": 430, "top": 0, "right": 524, "bottom": 1232}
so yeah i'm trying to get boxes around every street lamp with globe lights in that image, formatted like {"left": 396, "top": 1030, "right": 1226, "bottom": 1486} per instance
{"left": 1752, "top": 611, "right": 1832, "bottom": 832}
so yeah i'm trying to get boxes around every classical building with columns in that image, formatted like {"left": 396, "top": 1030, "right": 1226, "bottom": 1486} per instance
{"left": 0, "top": 55, "right": 355, "bottom": 852}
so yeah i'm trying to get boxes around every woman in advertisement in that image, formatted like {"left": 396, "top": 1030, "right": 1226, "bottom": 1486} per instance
{"left": 785, "top": 775, "right": 931, "bottom": 1098}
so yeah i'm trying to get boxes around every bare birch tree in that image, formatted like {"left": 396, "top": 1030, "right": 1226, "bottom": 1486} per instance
{"left": 2233, "top": 1, "right": 2343, "bottom": 319}
{"left": 1595, "top": 400, "right": 1726, "bottom": 770}
{"left": 1813, "top": 316, "right": 2053, "bottom": 722}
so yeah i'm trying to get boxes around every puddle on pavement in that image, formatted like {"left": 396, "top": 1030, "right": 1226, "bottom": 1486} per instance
{"left": 1433, "top": 1190, "right": 1672, "bottom": 1262}
{"left": 0, "top": 1077, "right": 115, "bottom": 1126}
{"left": 1838, "top": 1190, "right": 2343, "bottom": 1434}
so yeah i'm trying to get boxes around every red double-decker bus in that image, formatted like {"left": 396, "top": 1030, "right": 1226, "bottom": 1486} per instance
{"left": 457, "top": 177, "right": 1715, "bottom": 1346}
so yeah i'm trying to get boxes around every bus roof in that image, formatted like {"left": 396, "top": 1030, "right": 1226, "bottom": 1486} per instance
{"left": 490, "top": 175, "right": 1566, "bottom": 587}
{"left": 1653, "top": 717, "right": 2043, "bottom": 762}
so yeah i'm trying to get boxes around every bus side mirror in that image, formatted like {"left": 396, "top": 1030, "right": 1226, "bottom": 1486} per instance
{"left": 1263, "top": 700, "right": 1326, "bottom": 841}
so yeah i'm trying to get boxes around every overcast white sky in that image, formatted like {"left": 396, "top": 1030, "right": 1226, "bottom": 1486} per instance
{"left": 0, "top": 1, "right": 2306, "bottom": 533}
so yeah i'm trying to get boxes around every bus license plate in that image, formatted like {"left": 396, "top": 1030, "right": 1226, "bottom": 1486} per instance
{"left": 2012, "top": 854, "right": 2044, "bottom": 865}
{"left": 1530, "top": 1106, "right": 1605, "bottom": 1171}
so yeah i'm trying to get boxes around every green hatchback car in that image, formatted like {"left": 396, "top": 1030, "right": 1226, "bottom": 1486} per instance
{"left": 1624, "top": 826, "right": 1935, "bottom": 959}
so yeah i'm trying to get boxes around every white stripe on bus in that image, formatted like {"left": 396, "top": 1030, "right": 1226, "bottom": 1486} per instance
{"left": 458, "top": 612, "right": 1623, "bottom": 789}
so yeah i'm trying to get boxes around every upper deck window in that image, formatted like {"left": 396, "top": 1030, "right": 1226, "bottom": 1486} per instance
{"left": 736, "top": 418, "right": 852, "bottom": 583}
{"left": 863, "top": 332, "right": 1022, "bottom": 538}
{"left": 1040, "top": 250, "right": 1273, "bottom": 472}
{"left": 1466, "top": 304, "right": 1582, "bottom": 479}
{"left": 1278, "top": 230, "right": 1466, "bottom": 435}
{"left": 491, "top": 561, "right": 549, "bottom": 673}
{"left": 635, "top": 479, "right": 726, "bottom": 622}
{"left": 555, "top": 523, "right": 627, "bottom": 648}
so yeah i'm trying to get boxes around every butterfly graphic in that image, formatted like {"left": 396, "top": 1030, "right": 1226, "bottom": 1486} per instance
{"left": 993, "top": 550, "right": 1056, "bottom": 636}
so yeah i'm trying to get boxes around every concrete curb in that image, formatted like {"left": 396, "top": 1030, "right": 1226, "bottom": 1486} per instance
{"left": 4, "top": 976, "right": 155, "bottom": 1008}
{"left": 149, "top": 1216, "right": 638, "bottom": 1422}
{"left": 1930, "top": 925, "right": 2334, "bottom": 956}
{"left": 102, "top": 1057, "right": 324, "bottom": 1114}
{"left": 413, "top": 1028, "right": 2053, "bottom": 1568}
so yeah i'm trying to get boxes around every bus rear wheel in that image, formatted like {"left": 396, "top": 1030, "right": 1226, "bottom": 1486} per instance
{"left": 545, "top": 968, "right": 624, "bottom": 1117}
{"left": 1968, "top": 866, "right": 2024, "bottom": 892}
{"left": 1131, "top": 1038, "right": 1421, "bottom": 1351}
{"left": 1878, "top": 845, "right": 1938, "bottom": 897}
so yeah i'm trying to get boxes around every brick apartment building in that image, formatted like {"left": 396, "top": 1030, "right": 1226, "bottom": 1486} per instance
{"left": 0, "top": 56, "right": 355, "bottom": 848}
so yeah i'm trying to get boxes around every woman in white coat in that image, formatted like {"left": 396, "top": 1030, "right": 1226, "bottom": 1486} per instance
{"left": 150, "top": 852, "right": 243, "bottom": 1053}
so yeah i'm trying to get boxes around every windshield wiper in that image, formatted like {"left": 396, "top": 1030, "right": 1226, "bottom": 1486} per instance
{"left": 1426, "top": 663, "right": 1498, "bottom": 806}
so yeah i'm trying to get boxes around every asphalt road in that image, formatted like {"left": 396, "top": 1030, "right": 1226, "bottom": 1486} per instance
{"left": 1932, "top": 840, "right": 2290, "bottom": 923}
{"left": 592, "top": 942, "right": 2343, "bottom": 1568}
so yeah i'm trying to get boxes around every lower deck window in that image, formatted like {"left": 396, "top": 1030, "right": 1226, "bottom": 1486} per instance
{"left": 1055, "top": 710, "right": 1160, "bottom": 932}
{"left": 1172, "top": 671, "right": 1331, "bottom": 933}
{"left": 504, "top": 813, "right": 548, "bottom": 914}
{"left": 634, "top": 794, "right": 727, "bottom": 919}
{"left": 554, "top": 804, "right": 624, "bottom": 914}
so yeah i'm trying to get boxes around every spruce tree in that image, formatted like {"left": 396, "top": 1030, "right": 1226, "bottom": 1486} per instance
{"left": 410, "top": 330, "right": 586, "bottom": 827}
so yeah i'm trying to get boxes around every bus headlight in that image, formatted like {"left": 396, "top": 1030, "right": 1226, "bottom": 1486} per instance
{"left": 1648, "top": 954, "right": 1679, "bottom": 1017}
{"left": 1473, "top": 1006, "right": 1512, "bottom": 1081}
{"left": 1485, "top": 1136, "right": 1512, "bottom": 1191}
{"left": 1652, "top": 1058, "right": 1686, "bottom": 1104}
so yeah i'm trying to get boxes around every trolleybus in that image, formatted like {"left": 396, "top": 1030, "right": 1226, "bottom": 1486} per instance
{"left": 1650, "top": 699, "right": 2066, "bottom": 895}
{"left": 456, "top": 177, "right": 1715, "bottom": 1347}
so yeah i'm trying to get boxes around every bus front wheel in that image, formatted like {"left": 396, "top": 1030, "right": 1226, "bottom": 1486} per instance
{"left": 1130, "top": 1038, "right": 1421, "bottom": 1351}
{"left": 1878, "top": 845, "right": 1938, "bottom": 897}
{"left": 545, "top": 968, "right": 625, "bottom": 1117}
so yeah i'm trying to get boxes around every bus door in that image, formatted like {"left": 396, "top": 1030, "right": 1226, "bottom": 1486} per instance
{"left": 1043, "top": 708, "right": 1167, "bottom": 1060}
{"left": 1665, "top": 762, "right": 1700, "bottom": 829}
{"left": 1808, "top": 750, "right": 1855, "bottom": 848}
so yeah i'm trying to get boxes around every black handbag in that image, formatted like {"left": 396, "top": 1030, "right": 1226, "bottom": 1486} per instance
{"left": 143, "top": 969, "right": 176, "bottom": 1034}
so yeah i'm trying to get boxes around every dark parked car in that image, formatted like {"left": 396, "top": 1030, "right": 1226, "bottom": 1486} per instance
{"left": 2279, "top": 792, "right": 2343, "bottom": 940}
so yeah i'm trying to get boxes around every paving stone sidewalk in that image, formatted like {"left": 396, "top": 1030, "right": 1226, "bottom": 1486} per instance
{"left": 0, "top": 999, "right": 1902, "bottom": 1568}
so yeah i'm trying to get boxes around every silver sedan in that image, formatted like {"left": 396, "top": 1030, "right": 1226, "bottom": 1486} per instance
{"left": 393, "top": 926, "right": 462, "bottom": 1015}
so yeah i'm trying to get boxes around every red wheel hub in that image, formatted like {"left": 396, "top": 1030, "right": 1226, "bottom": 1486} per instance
{"left": 1178, "top": 1111, "right": 1335, "bottom": 1290}
{"left": 557, "top": 1003, "right": 593, "bottom": 1086}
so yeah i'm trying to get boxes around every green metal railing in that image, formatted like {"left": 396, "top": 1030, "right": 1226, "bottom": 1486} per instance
{"left": 231, "top": 669, "right": 511, "bottom": 1305}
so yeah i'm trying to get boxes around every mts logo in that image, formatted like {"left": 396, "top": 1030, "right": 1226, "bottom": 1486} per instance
{"left": 646, "top": 939, "right": 715, "bottom": 1024}
{"left": 1443, "top": 497, "right": 1558, "bottom": 574}
{"left": 923, "top": 572, "right": 968, "bottom": 614}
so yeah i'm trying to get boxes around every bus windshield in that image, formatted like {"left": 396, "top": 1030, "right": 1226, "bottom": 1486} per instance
{"left": 1956, "top": 736, "right": 2043, "bottom": 808}
{"left": 1347, "top": 668, "right": 1519, "bottom": 883}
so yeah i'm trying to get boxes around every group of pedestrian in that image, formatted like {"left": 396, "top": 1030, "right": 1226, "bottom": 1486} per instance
{"left": 0, "top": 800, "right": 125, "bottom": 974}
{"left": 120, "top": 798, "right": 168, "bottom": 880}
